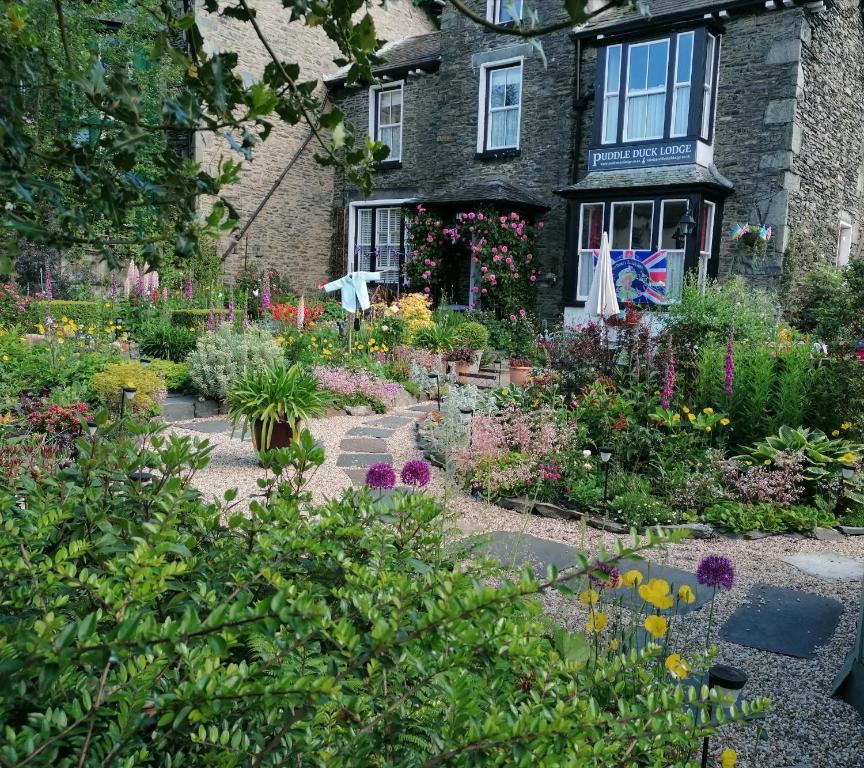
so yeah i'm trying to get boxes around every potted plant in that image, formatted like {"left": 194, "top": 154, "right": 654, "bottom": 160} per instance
{"left": 227, "top": 361, "right": 329, "bottom": 453}
{"left": 506, "top": 315, "right": 538, "bottom": 387}
{"left": 444, "top": 347, "right": 476, "bottom": 378}
{"left": 455, "top": 321, "right": 490, "bottom": 373}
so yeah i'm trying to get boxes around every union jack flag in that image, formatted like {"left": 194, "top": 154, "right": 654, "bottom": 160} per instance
{"left": 591, "top": 248, "right": 670, "bottom": 305}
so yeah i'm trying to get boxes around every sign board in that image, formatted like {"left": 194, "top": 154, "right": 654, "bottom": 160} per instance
{"left": 588, "top": 140, "right": 697, "bottom": 171}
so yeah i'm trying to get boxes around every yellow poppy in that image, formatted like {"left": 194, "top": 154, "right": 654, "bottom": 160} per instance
{"left": 721, "top": 748, "right": 737, "bottom": 768}
{"left": 672, "top": 413, "right": 681, "bottom": 421}
{"left": 609, "top": 638, "right": 619, "bottom": 650}
{"left": 720, "top": 417, "right": 730, "bottom": 426}
{"left": 665, "top": 653, "right": 692, "bottom": 679}
{"left": 683, "top": 406, "right": 690, "bottom": 413}
{"left": 638, "top": 578, "right": 673, "bottom": 610}
{"left": 841, "top": 422, "right": 852, "bottom": 430}
{"left": 643, "top": 615, "right": 668, "bottom": 639}
{"left": 678, "top": 584, "right": 696, "bottom": 604}
{"left": 586, "top": 612, "right": 608, "bottom": 633}
{"left": 578, "top": 589, "right": 599, "bottom": 605}
{"left": 622, "top": 569, "right": 643, "bottom": 588}
{"left": 703, "top": 407, "right": 714, "bottom": 414}
{"left": 832, "top": 430, "right": 840, "bottom": 437}
{"left": 763, "top": 459, "right": 772, "bottom": 465}
{"left": 687, "top": 413, "right": 696, "bottom": 422}
{"left": 705, "top": 427, "right": 712, "bottom": 433}
{"left": 840, "top": 452, "right": 856, "bottom": 464}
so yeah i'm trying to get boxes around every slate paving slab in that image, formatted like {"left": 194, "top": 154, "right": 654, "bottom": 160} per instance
{"left": 720, "top": 584, "right": 844, "bottom": 659}
{"left": 346, "top": 427, "right": 395, "bottom": 439}
{"left": 342, "top": 468, "right": 370, "bottom": 485}
{"left": 368, "top": 416, "right": 414, "bottom": 428}
{"left": 468, "top": 531, "right": 710, "bottom": 615}
{"left": 407, "top": 402, "right": 437, "bottom": 412}
{"left": 340, "top": 437, "right": 389, "bottom": 453}
{"left": 174, "top": 419, "right": 239, "bottom": 436}
{"left": 781, "top": 552, "right": 864, "bottom": 580}
{"left": 336, "top": 453, "right": 393, "bottom": 468}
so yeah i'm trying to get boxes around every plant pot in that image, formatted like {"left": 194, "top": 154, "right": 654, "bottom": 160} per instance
{"left": 251, "top": 417, "right": 297, "bottom": 452}
{"left": 467, "top": 349, "right": 482, "bottom": 375}
{"left": 452, "top": 360, "right": 472, "bottom": 380}
{"left": 509, "top": 362, "right": 532, "bottom": 387}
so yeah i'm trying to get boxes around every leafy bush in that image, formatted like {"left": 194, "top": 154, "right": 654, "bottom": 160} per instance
{"left": 609, "top": 474, "right": 688, "bottom": 527}
{"left": 454, "top": 320, "right": 490, "bottom": 349}
{"left": 705, "top": 501, "right": 837, "bottom": 533}
{"left": 795, "top": 259, "right": 864, "bottom": 346}
{"left": 148, "top": 359, "right": 193, "bottom": 393}
{"left": 171, "top": 307, "right": 229, "bottom": 330}
{"left": 137, "top": 322, "right": 199, "bottom": 362}
{"left": 187, "top": 325, "right": 282, "bottom": 401}
{"left": 28, "top": 299, "right": 103, "bottom": 328}
{"left": 409, "top": 321, "right": 457, "bottom": 351}
{"left": 0, "top": 282, "right": 34, "bottom": 327}
{"left": 0, "top": 426, "right": 764, "bottom": 767}
{"left": 91, "top": 361, "right": 166, "bottom": 415}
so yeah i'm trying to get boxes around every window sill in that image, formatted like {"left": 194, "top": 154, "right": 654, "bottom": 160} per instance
{"left": 374, "top": 160, "right": 402, "bottom": 171}
{"left": 475, "top": 148, "right": 521, "bottom": 161}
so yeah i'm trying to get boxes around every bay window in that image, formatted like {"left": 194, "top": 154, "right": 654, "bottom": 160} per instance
{"left": 623, "top": 40, "right": 669, "bottom": 142}
{"left": 577, "top": 202, "right": 604, "bottom": 300}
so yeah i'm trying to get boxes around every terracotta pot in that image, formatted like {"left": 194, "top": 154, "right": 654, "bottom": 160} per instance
{"left": 508, "top": 363, "right": 532, "bottom": 388}
{"left": 252, "top": 417, "right": 297, "bottom": 452}
{"left": 467, "top": 349, "right": 483, "bottom": 375}
{"left": 452, "top": 360, "right": 472, "bottom": 380}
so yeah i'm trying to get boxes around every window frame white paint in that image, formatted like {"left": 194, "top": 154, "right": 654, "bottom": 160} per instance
{"left": 697, "top": 200, "right": 716, "bottom": 290}
{"left": 601, "top": 44, "right": 622, "bottom": 145}
{"left": 670, "top": 31, "right": 694, "bottom": 139}
{"left": 658, "top": 199, "right": 688, "bottom": 303}
{"left": 576, "top": 202, "right": 605, "bottom": 301}
{"left": 700, "top": 34, "right": 717, "bottom": 140}
{"left": 493, "top": 0, "right": 523, "bottom": 23}
{"left": 368, "top": 81, "right": 404, "bottom": 163}
{"left": 476, "top": 57, "right": 524, "bottom": 153}
{"left": 347, "top": 199, "right": 409, "bottom": 278}
{"left": 622, "top": 38, "right": 670, "bottom": 143}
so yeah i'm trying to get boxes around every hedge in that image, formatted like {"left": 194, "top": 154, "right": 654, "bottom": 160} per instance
{"left": 170, "top": 308, "right": 228, "bottom": 329}
{"left": 28, "top": 300, "right": 107, "bottom": 327}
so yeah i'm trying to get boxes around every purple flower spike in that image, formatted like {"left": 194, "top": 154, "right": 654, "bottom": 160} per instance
{"left": 401, "top": 460, "right": 431, "bottom": 488}
{"left": 661, "top": 353, "right": 676, "bottom": 410}
{"left": 697, "top": 555, "right": 735, "bottom": 591}
{"left": 724, "top": 335, "right": 735, "bottom": 395}
{"left": 366, "top": 463, "right": 396, "bottom": 490}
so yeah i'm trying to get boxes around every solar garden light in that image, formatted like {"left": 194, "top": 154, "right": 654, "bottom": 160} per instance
{"left": 120, "top": 383, "right": 137, "bottom": 419}
{"left": 140, "top": 357, "right": 151, "bottom": 368}
{"left": 837, "top": 464, "right": 857, "bottom": 512}
{"left": 428, "top": 372, "right": 441, "bottom": 411}
{"left": 700, "top": 665, "right": 748, "bottom": 768}
{"left": 127, "top": 471, "right": 156, "bottom": 486}
{"left": 494, "top": 359, "right": 502, "bottom": 386}
{"left": 459, "top": 406, "right": 475, "bottom": 445}
{"left": 599, "top": 447, "right": 613, "bottom": 508}
{"left": 86, "top": 420, "right": 97, "bottom": 438}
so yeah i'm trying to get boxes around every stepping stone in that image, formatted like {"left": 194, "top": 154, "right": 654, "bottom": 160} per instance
{"left": 407, "top": 402, "right": 438, "bottom": 412}
{"left": 336, "top": 453, "right": 393, "bottom": 467}
{"left": 349, "top": 487, "right": 417, "bottom": 508}
{"left": 781, "top": 552, "right": 864, "bottom": 580}
{"left": 467, "top": 532, "right": 710, "bottom": 615}
{"left": 340, "top": 437, "right": 389, "bottom": 453}
{"left": 161, "top": 395, "right": 197, "bottom": 422}
{"left": 342, "top": 468, "right": 369, "bottom": 485}
{"left": 347, "top": 427, "right": 395, "bottom": 438}
{"left": 367, "top": 416, "right": 414, "bottom": 428}
{"left": 720, "top": 584, "right": 844, "bottom": 659}
{"left": 174, "top": 418, "right": 235, "bottom": 435}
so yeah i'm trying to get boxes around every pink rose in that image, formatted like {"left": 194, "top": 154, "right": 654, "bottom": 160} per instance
{"left": 477, "top": 213, "right": 484, "bottom": 220}
{"left": 529, "top": 275, "right": 537, "bottom": 282}
{"left": 501, "top": 246, "right": 508, "bottom": 253}
{"left": 473, "top": 286, "right": 480, "bottom": 293}
{"left": 500, "top": 216, "right": 507, "bottom": 224}
{"left": 526, "top": 254, "right": 533, "bottom": 261}
{"left": 468, "top": 212, "right": 476, "bottom": 219}
{"left": 505, "top": 257, "right": 512, "bottom": 264}
{"left": 481, "top": 288, "right": 488, "bottom": 294}
{"left": 519, "top": 308, "right": 527, "bottom": 317}
{"left": 481, "top": 266, "right": 488, "bottom": 273}
{"left": 538, "top": 221, "right": 544, "bottom": 228}
{"left": 424, "top": 287, "right": 430, "bottom": 293}
{"left": 509, "top": 314, "right": 517, "bottom": 321}
{"left": 510, "top": 212, "right": 519, "bottom": 220}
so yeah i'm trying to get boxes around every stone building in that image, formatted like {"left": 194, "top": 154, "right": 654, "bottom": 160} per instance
{"left": 327, "top": 0, "right": 864, "bottom": 323}
{"left": 195, "top": 0, "right": 435, "bottom": 291}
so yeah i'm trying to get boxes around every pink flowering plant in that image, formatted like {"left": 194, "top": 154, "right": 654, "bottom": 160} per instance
{"left": 312, "top": 366, "right": 405, "bottom": 410}
{"left": 0, "top": 282, "right": 33, "bottom": 327}
{"left": 404, "top": 205, "right": 542, "bottom": 315}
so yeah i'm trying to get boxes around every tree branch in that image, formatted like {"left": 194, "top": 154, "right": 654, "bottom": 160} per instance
{"left": 52, "top": 0, "right": 72, "bottom": 67}
{"left": 446, "top": 0, "right": 619, "bottom": 39}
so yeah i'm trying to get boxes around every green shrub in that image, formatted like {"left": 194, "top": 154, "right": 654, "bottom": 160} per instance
{"left": 91, "top": 361, "right": 166, "bottom": 415}
{"left": 28, "top": 299, "right": 103, "bottom": 328}
{"left": 137, "top": 321, "right": 199, "bottom": 362}
{"left": 187, "top": 325, "right": 282, "bottom": 401}
{"left": 170, "top": 307, "right": 228, "bottom": 330}
{"left": 148, "top": 359, "right": 193, "bottom": 393}
{"left": 455, "top": 320, "right": 490, "bottom": 350}
{"left": 705, "top": 501, "right": 837, "bottom": 533}
{"left": 0, "top": 425, "right": 762, "bottom": 767}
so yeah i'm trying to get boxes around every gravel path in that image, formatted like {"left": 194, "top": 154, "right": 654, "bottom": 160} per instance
{"left": 172, "top": 412, "right": 864, "bottom": 768}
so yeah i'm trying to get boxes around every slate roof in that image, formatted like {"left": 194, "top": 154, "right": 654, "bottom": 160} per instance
{"left": 556, "top": 164, "right": 734, "bottom": 195}
{"left": 325, "top": 32, "right": 442, "bottom": 85}
{"left": 419, "top": 180, "right": 551, "bottom": 211}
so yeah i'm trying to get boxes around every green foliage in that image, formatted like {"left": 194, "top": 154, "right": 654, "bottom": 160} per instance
{"left": 455, "top": 320, "right": 490, "bottom": 350}
{"left": 795, "top": 259, "right": 864, "bottom": 346}
{"left": 0, "top": 422, "right": 765, "bottom": 767}
{"left": 609, "top": 474, "right": 689, "bottom": 527}
{"left": 170, "top": 308, "right": 229, "bottom": 330}
{"left": 186, "top": 325, "right": 282, "bottom": 401}
{"left": 148, "top": 359, "right": 193, "bottom": 393}
{"left": 137, "top": 321, "right": 199, "bottom": 362}
{"left": 227, "top": 362, "right": 328, "bottom": 450}
{"left": 410, "top": 321, "right": 457, "bottom": 352}
{"left": 28, "top": 299, "right": 103, "bottom": 327}
{"left": 91, "top": 361, "right": 166, "bottom": 415}
{"left": 704, "top": 501, "right": 837, "bottom": 533}
{"left": 807, "top": 357, "right": 864, "bottom": 439}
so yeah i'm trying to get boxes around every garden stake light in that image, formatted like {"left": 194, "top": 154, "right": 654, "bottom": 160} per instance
{"left": 599, "top": 446, "right": 613, "bottom": 509}
{"left": 495, "top": 359, "right": 502, "bottom": 386}
{"left": 836, "top": 464, "right": 856, "bottom": 512}
{"left": 700, "top": 665, "right": 748, "bottom": 768}
{"left": 459, "top": 406, "right": 475, "bottom": 446}
{"left": 429, "top": 372, "right": 441, "bottom": 411}
{"left": 120, "top": 385, "right": 137, "bottom": 419}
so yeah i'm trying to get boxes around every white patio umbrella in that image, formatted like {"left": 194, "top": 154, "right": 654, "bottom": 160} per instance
{"left": 584, "top": 231, "right": 620, "bottom": 320}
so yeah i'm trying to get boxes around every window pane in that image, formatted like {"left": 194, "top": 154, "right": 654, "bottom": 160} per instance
{"left": 647, "top": 41, "right": 669, "bottom": 89}
{"left": 578, "top": 251, "right": 595, "bottom": 299}
{"left": 672, "top": 85, "right": 689, "bottom": 136}
{"left": 489, "top": 70, "right": 507, "bottom": 108}
{"left": 389, "top": 128, "right": 401, "bottom": 159}
{"left": 356, "top": 209, "right": 373, "bottom": 271}
{"left": 388, "top": 91, "right": 401, "bottom": 124}
{"left": 676, "top": 33, "right": 693, "bottom": 83}
{"left": 504, "top": 75, "right": 520, "bottom": 106}
{"left": 603, "top": 95, "right": 619, "bottom": 143}
{"left": 628, "top": 45, "right": 648, "bottom": 90}
{"left": 612, "top": 204, "right": 632, "bottom": 249}
{"left": 665, "top": 251, "right": 685, "bottom": 302}
{"left": 606, "top": 46, "right": 621, "bottom": 92}
{"left": 705, "top": 36, "right": 716, "bottom": 85}
{"left": 701, "top": 87, "right": 712, "bottom": 137}
{"left": 699, "top": 201, "right": 716, "bottom": 253}
{"left": 580, "top": 203, "right": 604, "bottom": 250}
{"left": 632, "top": 203, "right": 653, "bottom": 249}
{"left": 660, "top": 200, "right": 688, "bottom": 250}
{"left": 504, "top": 109, "right": 518, "bottom": 145}
{"left": 497, "top": 0, "right": 522, "bottom": 23}
{"left": 626, "top": 93, "right": 665, "bottom": 140}
{"left": 489, "top": 111, "right": 506, "bottom": 148}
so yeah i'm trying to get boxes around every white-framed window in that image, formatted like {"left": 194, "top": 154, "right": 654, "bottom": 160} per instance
{"left": 480, "top": 61, "right": 522, "bottom": 151}
{"left": 671, "top": 32, "right": 694, "bottom": 138}
{"left": 601, "top": 45, "right": 621, "bottom": 145}
{"left": 611, "top": 201, "right": 654, "bottom": 249}
{"left": 352, "top": 204, "right": 406, "bottom": 283}
{"left": 837, "top": 216, "right": 853, "bottom": 268}
{"left": 701, "top": 34, "right": 717, "bottom": 140}
{"left": 698, "top": 200, "right": 716, "bottom": 288}
{"left": 577, "top": 202, "right": 604, "bottom": 300}
{"left": 659, "top": 199, "right": 688, "bottom": 302}
{"left": 371, "top": 84, "right": 403, "bottom": 162}
{"left": 493, "top": 0, "right": 523, "bottom": 23}
{"left": 623, "top": 39, "right": 669, "bottom": 142}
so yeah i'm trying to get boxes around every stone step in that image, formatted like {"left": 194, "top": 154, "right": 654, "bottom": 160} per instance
{"left": 161, "top": 395, "right": 196, "bottom": 422}
{"left": 336, "top": 453, "right": 394, "bottom": 468}
{"left": 340, "top": 437, "right": 389, "bottom": 453}
{"left": 346, "top": 427, "right": 395, "bottom": 438}
{"left": 367, "top": 416, "right": 414, "bottom": 428}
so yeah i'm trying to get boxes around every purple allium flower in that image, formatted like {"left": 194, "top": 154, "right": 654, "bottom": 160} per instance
{"left": 228, "top": 301, "right": 235, "bottom": 323}
{"left": 401, "top": 459, "right": 431, "bottom": 488}
{"left": 661, "top": 353, "right": 676, "bottom": 410}
{"left": 366, "top": 463, "right": 396, "bottom": 490}
{"left": 589, "top": 559, "right": 621, "bottom": 589}
{"left": 207, "top": 309, "right": 216, "bottom": 332}
{"left": 724, "top": 335, "right": 735, "bottom": 395}
{"left": 185, "top": 277, "right": 193, "bottom": 299}
{"left": 697, "top": 555, "right": 735, "bottom": 591}
{"left": 110, "top": 276, "right": 117, "bottom": 299}
{"left": 44, "top": 265, "right": 53, "bottom": 299}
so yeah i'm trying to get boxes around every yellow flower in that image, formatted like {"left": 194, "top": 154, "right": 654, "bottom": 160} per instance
{"left": 720, "top": 417, "right": 730, "bottom": 426}
{"left": 672, "top": 413, "right": 681, "bottom": 421}
{"left": 705, "top": 426, "right": 712, "bottom": 433}
{"left": 665, "top": 653, "right": 692, "bottom": 679}
{"left": 125, "top": 380, "right": 136, "bottom": 389}
{"left": 841, "top": 422, "right": 852, "bottom": 430}
{"left": 369, "top": 338, "right": 376, "bottom": 344}
{"left": 832, "top": 430, "right": 840, "bottom": 437}
{"left": 703, "top": 407, "right": 714, "bottom": 414}
{"left": 622, "top": 569, "right": 643, "bottom": 588}
{"left": 579, "top": 589, "right": 600, "bottom": 605}
{"left": 687, "top": 413, "right": 696, "bottom": 422}
{"left": 763, "top": 459, "right": 772, "bottom": 466}
{"left": 721, "top": 748, "right": 737, "bottom": 768}
{"left": 586, "top": 611, "right": 608, "bottom": 633}
{"left": 638, "top": 578, "right": 673, "bottom": 610}
{"left": 745, "top": 460, "right": 752, "bottom": 466}
{"left": 678, "top": 585, "right": 696, "bottom": 604}
{"left": 1, "top": 355, "right": 8, "bottom": 362}
{"left": 61, "top": 316, "right": 68, "bottom": 323}
{"left": 683, "top": 406, "right": 690, "bottom": 414}
{"left": 643, "top": 615, "right": 668, "bottom": 639}
{"left": 609, "top": 638, "right": 619, "bottom": 650}
{"left": 840, "top": 452, "right": 856, "bottom": 464}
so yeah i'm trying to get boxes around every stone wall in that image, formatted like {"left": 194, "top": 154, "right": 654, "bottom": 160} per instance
{"left": 196, "top": 0, "right": 434, "bottom": 291}
{"left": 331, "top": 0, "right": 575, "bottom": 324}
{"left": 788, "top": 0, "right": 864, "bottom": 264}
